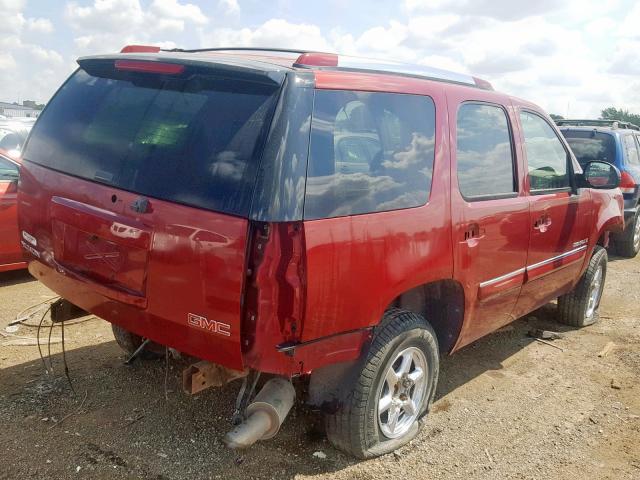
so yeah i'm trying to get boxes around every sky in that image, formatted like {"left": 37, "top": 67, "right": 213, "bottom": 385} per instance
{"left": 1, "top": 0, "right": 639, "bottom": 118}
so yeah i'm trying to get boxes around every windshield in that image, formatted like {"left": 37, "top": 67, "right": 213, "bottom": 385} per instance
{"left": 562, "top": 130, "right": 616, "bottom": 167}
{"left": 23, "top": 66, "right": 281, "bottom": 216}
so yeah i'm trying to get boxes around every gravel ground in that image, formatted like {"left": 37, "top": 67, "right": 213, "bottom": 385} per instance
{"left": 0, "top": 253, "right": 639, "bottom": 479}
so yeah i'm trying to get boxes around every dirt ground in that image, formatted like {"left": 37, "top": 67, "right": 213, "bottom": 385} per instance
{"left": 1, "top": 253, "right": 639, "bottom": 480}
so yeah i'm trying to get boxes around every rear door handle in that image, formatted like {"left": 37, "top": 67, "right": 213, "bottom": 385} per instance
{"left": 463, "top": 223, "right": 484, "bottom": 244}
{"left": 533, "top": 214, "right": 552, "bottom": 232}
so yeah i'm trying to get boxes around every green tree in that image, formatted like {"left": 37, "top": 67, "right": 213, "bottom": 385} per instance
{"left": 549, "top": 113, "right": 564, "bottom": 121}
{"left": 600, "top": 107, "right": 640, "bottom": 125}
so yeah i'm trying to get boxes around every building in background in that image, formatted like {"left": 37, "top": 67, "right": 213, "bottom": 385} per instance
{"left": 0, "top": 101, "right": 42, "bottom": 118}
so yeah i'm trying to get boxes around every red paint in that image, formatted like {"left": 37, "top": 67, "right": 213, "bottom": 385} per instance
{"left": 17, "top": 51, "right": 625, "bottom": 378}
{"left": 19, "top": 162, "right": 247, "bottom": 370}
{"left": 295, "top": 52, "right": 338, "bottom": 67}
{"left": 0, "top": 154, "right": 26, "bottom": 271}
{"left": 120, "top": 45, "right": 161, "bottom": 54}
{"left": 114, "top": 60, "right": 184, "bottom": 74}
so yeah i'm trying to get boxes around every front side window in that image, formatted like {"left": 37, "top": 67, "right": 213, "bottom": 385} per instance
{"left": 456, "top": 103, "right": 515, "bottom": 198}
{"left": 624, "top": 135, "right": 640, "bottom": 166}
{"left": 520, "top": 111, "right": 570, "bottom": 191}
{"left": 305, "top": 90, "right": 435, "bottom": 220}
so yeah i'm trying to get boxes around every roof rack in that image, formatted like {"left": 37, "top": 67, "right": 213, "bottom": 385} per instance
{"left": 164, "top": 47, "right": 309, "bottom": 55}
{"left": 556, "top": 119, "right": 640, "bottom": 131}
{"left": 119, "top": 45, "right": 494, "bottom": 90}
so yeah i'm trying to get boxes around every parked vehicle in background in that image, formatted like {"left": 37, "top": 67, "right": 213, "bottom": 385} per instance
{"left": 18, "top": 46, "right": 624, "bottom": 458}
{"left": 0, "top": 152, "right": 26, "bottom": 272}
{"left": 0, "top": 118, "right": 35, "bottom": 159}
{"left": 558, "top": 119, "right": 640, "bottom": 257}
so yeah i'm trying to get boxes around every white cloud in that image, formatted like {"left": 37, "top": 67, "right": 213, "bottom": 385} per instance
{"left": 218, "top": 0, "right": 240, "bottom": 15}
{"left": 203, "top": 19, "right": 331, "bottom": 51}
{"left": 150, "top": 0, "right": 208, "bottom": 25}
{"left": 0, "top": 0, "right": 66, "bottom": 103}
{"left": 26, "top": 17, "right": 54, "bottom": 33}
{"left": 404, "top": 0, "right": 563, "bottom": 21}
{"left": 66, "top": 0, "right": 208, "bottom": 53}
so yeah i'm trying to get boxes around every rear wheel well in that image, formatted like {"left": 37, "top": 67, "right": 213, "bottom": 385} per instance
{"left": 387, "top": 280, "right": 465, "bottom": 354}
{"left": 307, "top": 280, "right": 464, "bottom": 410}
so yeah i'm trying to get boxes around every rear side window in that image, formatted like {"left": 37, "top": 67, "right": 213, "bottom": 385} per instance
{"left": 520, "top": 111, "right": 570, "bottom": 191}
{"left": 456, "top": 103, "right": 515, "bottom": 199}
{"left": 305, "top": 90, "right": 435, "bottom": 220}
{"left": 23, "top": 68, "right": 280, "bottom": 216}
{"left": 624, "top": 135, "right": 640, "bottom": 166}
{"left": 562, "top": 130, "right": 616, "bottom": 166}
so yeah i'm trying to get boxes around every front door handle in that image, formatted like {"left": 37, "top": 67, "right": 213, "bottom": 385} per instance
{"left": 533, "top": 214, "right": 552, "bottom": 232}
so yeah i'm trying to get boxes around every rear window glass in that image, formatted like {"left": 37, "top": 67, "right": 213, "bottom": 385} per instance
{"left": 562, "top": 130, "right": 617, "bottom": 166}
{"left": 305, "top": 90, "right": 435, "bottom": 220}
{"left": 23, "top": 67, "right": 280, "bottom": 216}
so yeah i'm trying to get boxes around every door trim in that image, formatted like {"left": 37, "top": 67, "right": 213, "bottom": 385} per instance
{"left": 526, "top": 244, "right": 587, "bottom": 280}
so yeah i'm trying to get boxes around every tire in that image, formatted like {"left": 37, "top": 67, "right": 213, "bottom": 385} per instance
{"left": 111, "top": 324, "right": 163, "bottom": 359}
{"left": 615, "top": 210, "right": 640, "bottom": 258}
{"left": 557, "top": 246, "right": 607, "bottom": 327}
{"left": 324, "top": 308, "right": 439, "bottom": 459}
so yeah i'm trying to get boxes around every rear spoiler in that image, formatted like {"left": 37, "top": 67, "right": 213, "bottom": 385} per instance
{"left": 77, "top": 54, "right": 287, "bottom": 86}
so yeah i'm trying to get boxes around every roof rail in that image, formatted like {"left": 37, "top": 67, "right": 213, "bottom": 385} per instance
{"left": 292, "top": 52, "right": 493, "bottom": 90}
{"left": 122, "top": 46, "right": 493, "bottom": 90}
{"left": 556, "top": 119, "right": 640, "bottom": 131}
{"left": 164, "top": 47, "right": 308, "bottom": 55}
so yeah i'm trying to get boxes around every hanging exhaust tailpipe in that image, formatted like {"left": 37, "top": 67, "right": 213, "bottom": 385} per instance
{"left": 224, "top": 377, "right": 295, "bottom": 449}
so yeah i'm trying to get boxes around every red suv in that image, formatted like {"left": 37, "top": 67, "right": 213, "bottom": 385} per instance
{"left": 18, "top": 47, "right": 623, "bottom": 458}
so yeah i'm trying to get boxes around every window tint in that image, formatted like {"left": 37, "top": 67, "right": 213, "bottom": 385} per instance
{"left": 304, "top": 90, "right": 435, "bottom": 220}
{"left": 0, "top": 156, "right": 19, "bottom": 182}
{"left": 520, "top": 111, "right": 570, "bottom": 190}
{"left": 23, "top": 68, "right": 280, "bottom": 216}
{"left": 456, "top": 103, "right": 515, "bottom": 198}
{"left": 562, "top": 130, "right": 616, "bottom": 167}
{"left": 624, "top": 135, "right": 640, "bottom": 166}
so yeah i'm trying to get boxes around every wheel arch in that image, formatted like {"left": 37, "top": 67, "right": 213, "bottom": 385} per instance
{"left": 385, "top": 279, "right": 465, "bottom": 355}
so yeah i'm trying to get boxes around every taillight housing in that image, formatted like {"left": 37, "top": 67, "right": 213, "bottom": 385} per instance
{"left": 241, "top": 221, "right": 307, "bottom": 373}
{"left": 620, "top": 171, "right": 637, "bottom": 195}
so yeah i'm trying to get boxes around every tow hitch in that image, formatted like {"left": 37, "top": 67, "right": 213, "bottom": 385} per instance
{"left": 182, "top": 361, "right": 247, "bottom": 395}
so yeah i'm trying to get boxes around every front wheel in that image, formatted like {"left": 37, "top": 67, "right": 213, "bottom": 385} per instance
{"left": 615, "top": 210, "right": 640, "bottom": 258}
{"left": 557, "top": 246, "right": 607, "bottom": 327}
{"left": 324, "top": 309, "right": 439, "bottom": 458}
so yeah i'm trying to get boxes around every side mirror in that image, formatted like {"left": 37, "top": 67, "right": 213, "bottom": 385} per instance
{"left": 578, "top": 161, "right": 621, "bottom": 190}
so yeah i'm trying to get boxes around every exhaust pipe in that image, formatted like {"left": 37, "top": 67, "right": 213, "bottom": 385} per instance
{"left": 223, "top": 377, "right": 295, "bottom": 449}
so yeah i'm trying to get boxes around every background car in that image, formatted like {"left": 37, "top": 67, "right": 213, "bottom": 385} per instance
{"left": 0, "top": 152, "right": 26, "bottom": 271}
{"left": 0, "top": 118, "right": 35, "bottom": 159}
{"left": 558, "top": 119, "right": 640, "bottom": 257}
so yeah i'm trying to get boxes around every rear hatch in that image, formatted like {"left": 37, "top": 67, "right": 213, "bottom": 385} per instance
{"left": 18, "top": 55, "right": 285, "bottom": 368}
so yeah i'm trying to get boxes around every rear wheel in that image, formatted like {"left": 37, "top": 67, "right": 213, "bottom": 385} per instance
{"left": 111, "top": 324, "right": 164, "bottom": 359}
{"left": 324, "top": 309, "right": 439, "bottom": 458}
{"left": 557, "top": 246, "right": 607, "bottom": 327}
{"left": 615, "top": 210, "right": 640, "bottom": 258}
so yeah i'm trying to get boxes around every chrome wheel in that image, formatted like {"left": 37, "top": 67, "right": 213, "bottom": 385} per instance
{"left": 633, "top": 217, "right": 640, "bottom": 252}
{"left": 377, "top": 346, "right": 428, "bottom": 439}
{"left": 585, "top": 265, "right": 603, "bottom": 319}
